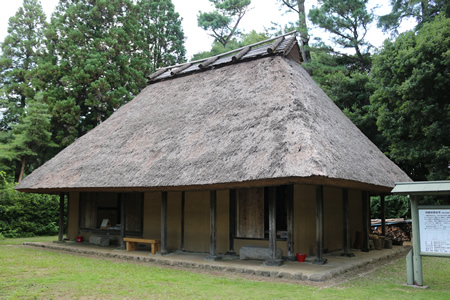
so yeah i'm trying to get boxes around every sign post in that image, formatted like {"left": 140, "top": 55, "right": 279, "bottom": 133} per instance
{"left": 410, "top": 196, "right": 423, "bottom": 286}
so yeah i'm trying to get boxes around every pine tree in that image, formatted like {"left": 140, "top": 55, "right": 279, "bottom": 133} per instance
{"left": 0, "top": 98, "right": 57, "bottom": 182}
{"left": 198, "top": 0, "right": 251, "bottom": 47}
{"left": 43, "top": 0, "right": 186, "bottom": 146}
{"left": 136, "top": 0, "right": 186, "bottom": 71}
{"left": 308, "top": 0, "right": 373, "bottom": 66}
{"left": 0, "top": 0, "right": 47, "bottom": 130}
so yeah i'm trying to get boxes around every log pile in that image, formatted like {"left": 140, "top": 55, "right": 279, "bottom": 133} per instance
{"left": 371, "top": 219, "right": 412, "bottom": 245}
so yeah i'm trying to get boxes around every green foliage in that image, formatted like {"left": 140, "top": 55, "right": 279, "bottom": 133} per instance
{"left": 370, "top": 195, "right": 410, "bottom": 219}
{"left": 0, "top": 171, "right": 62, "bottom": 237}
{"left": 135, "top": 0, "right": 186, "bottom": 71}
{"left": 44, "top": 0, "right": 146, "bottom": 144}
{"left": 0, "top": 98, "right": 57, "bottom": 180}
{"left": 197, "top": 0, "right": 251, "bottom": 47}
{"left": 378, "top": 0, "right": 450, "bottom": 34}
{"left": 191, "top": 30, "right": 269, "bottom": 61}
{"left": 0, "top": 0, "right": 47, "bottom": 130}
{"left": 371, "top": 16, "right": 450, "bottom": 180}
{"left": 308, "top": 0, "right": 373, "bottom": 65}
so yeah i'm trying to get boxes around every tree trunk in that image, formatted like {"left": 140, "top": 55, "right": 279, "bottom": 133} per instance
{"left": 297, "top": 0, "right": 311, "bottom": 63}
{"left": 18, "top": 157, "right": 26, "bottom": 183}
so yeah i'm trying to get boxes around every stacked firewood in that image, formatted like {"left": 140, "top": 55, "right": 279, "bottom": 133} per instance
{"left": 371, "top": 221, "right": 411, "bottom": 244}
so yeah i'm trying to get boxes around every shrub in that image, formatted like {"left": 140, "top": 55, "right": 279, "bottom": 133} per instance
{"left": 0, "top": 171, "right": 65, "bottom": 237}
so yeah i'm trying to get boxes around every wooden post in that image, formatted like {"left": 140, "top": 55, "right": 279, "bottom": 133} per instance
{"left": 58, "top": 193, "right": 65, "bottom": 242}
{"left": 181, "top": 191, "right": 185, "bottom": 252}
{"left": 286, "top": 185, "right": 295, "bottom": 260}
{"left": 381, "top": 194, "right": 386, "bottom": 237}
{"left": 207, "top": 190, "right": 221, "bottom": 260}
{"left": 341, "top": 188, "right": 354, "bottom": 257}
{"left": 410, "top": 196, "right": 423, "bottom": 285}
{"left": 263, "top": 186, "right": 283, "bottom": 266}
{"left": 313, "top": 185, "right": 327, "bottom": 264}
{"left": 226, "top": 189, "right": 237, "bottom": 256}
{"left": 269, "top": 186, "right": 277, "bottom": 259}
{"left": 120, "top": 193, "right": 126, "bottom": 249}
{"left": 361, "top": 191, "right": 369, "bottom": 252}
{"left": 159, "top": 192, "right": 168, "bottom": 255}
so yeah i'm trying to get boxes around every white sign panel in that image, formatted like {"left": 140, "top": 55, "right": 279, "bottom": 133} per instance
{"left": 418, "top": 208, "right": 450, "bottom": 255}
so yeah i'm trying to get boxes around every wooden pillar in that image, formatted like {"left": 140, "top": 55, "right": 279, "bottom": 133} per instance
{"left": 181, "top": 191, "right": 185, "bottom": 251}
{"left": 286, "top": 185, "right": 295, "bottom": 260}
{"left": 207, "top": 190, "right": 221, "bottom": 260}
{"left": 268, "top": 186, "right": 277, "bottom": 259}
{"left": 159, "top": 192, "right": 168, "bottom": 255}
{"left": 361, "top": 191, "right": 370, "bottom": 252}
{"left": 120, "top": 193, "right": 126, "bottom": 249}
{"left": 380, "top": 194, "right": 386, "bottom": 237}
{"left": 58, "top": 193, "right": 65, "bottom": 242}
{"left": 313, "top": 185, "right": 327, "bottom": 264}
{"left": 341, "top": 188, "right": 354, "bottom": 257}
{"left": 226, "top": 189, "right": 237, "bottom": 256}
{"left": 263, "top": 186, "right": 283, "bottom": 266}
{"left": 410, "top": 196, "right": 423, "bottom": 286}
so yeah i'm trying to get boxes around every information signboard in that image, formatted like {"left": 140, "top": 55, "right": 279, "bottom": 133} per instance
{"left": 418, "top": 206, "right": 450, "bottom": 257}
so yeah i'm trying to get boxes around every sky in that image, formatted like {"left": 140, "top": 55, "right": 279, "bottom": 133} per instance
{"left": 0, "top": 0, "right": 413, "bottom": 59}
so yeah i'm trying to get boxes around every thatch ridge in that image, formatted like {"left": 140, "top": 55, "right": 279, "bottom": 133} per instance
{"left": 16, "top": 54, "right": 411, "bottom": 194}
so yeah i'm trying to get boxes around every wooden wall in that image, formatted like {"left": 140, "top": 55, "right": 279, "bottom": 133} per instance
{"left": 67, "top": 185, "right": 367, "bottom": 256}
{"left": 293, "top": 184, "right": 316, "bottom": 255}
{"left": 67, "top": 192, "right": 79, "bottom": 240}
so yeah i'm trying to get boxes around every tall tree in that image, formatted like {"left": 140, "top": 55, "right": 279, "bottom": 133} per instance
{"left": 308, "top": 0, "right": 373, "bottom": 66}
{"left": 277, "top": 0, "right": 311, "bottom": 62}
{"left": 0, "top": 0, "right": 47, "bottom": 130}
{"left": 0, "top": 98, "right": 57, "bottom": 182}
{"left": 43, "top": 0, "right": 185, "bottom": 146}
{"left": 371, "top": 16, "right": 450, "bottom": 180}
{"left": 197, "top": 0, "right": 251, "bottom": 47}
{"left": 378, "top": 0, "right": 450, "bottom": 34}
{"left": 136, "top": 0, "right": 185, "bottom": 71}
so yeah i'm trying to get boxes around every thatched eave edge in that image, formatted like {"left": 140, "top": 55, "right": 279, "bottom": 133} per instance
{"left": 15, "top": 176, "right": 394, "bottom": 195}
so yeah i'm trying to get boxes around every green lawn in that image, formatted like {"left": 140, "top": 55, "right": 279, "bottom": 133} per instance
{"left": 0, "top": 236, "right": 449, "bottom": 299}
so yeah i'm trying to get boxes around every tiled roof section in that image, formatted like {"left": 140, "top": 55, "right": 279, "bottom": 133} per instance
{"left": 148, "top": 31, "right": 299, "bottom": 84}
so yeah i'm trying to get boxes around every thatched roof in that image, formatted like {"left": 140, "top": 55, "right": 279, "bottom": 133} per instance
{"left": 16, "top": 35, "right": 411, "bottom": 194}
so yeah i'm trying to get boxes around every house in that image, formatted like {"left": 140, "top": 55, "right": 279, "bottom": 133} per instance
{"left": 15, "top": 33, "right": 411, "bottom": 265}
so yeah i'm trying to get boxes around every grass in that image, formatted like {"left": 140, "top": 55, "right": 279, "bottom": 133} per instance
{"left": 0, "top": 236, "right": 449, "bottom": 299}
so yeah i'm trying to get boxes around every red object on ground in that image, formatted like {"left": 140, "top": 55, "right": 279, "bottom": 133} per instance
{"left": 296, "top": 253, "right": 306, "bottom": 262}
{"left": 76, "top": 236, "right": 83, "bottom": 243}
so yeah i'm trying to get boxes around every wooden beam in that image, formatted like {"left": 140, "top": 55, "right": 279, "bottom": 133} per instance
{"left": 341, "top": 188, "right": 354, "bottom": 257}
{"left": 286, "top": 185, "right": 295, "bottom": 260}
{"left": 120, "top": 193, "right": 126, "bottom": 249}
{"left": 267, "top": 37, "right": 284, "bottom": 54}
{"left": 313, "top": 185, "right": 327, "bottom": 264}
{"left": 160, "top": 192, "right": 168, "bottom": 255}
{"left": 210, "top": 190, "right": 217, "bottom": 256}
{"left": 268, "top": 186, "right": 277, "bottom": 259}
{"left": 381, "top": 194, "right": 386, "bottom": 237}
{"left": 181, "top": 191, "right": 185, "bottom": 251}
{"left": 361, "top": 191, "right": 369, "bottom": 252}
{"left": 170, "top": 63, "right": 192, "bottom": 76}
{"left": 199, "top": 56, "right": 219, "bottom": 69}
{"left": 263, "top": 186, "right": 283, "bottom": 266}
{"left": 206, "top": 190, "right": 221, "bottom": 260}
{"left": 227, "top": 189, "right": 237, "bottom": 255}
{"left": 58, "top": 193, "right": 65, "bottom": 242}
{"left": 232, "top": 46, "right": 251, "bottom": 62}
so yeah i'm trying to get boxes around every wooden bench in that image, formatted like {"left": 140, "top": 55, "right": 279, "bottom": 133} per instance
{"left": 123, "top": 237, "right": 161, "bottom": 254}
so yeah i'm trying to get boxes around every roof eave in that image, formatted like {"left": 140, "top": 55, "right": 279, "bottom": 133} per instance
{"left": 15, "top": 176, "right": 395, "bottom": 195}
